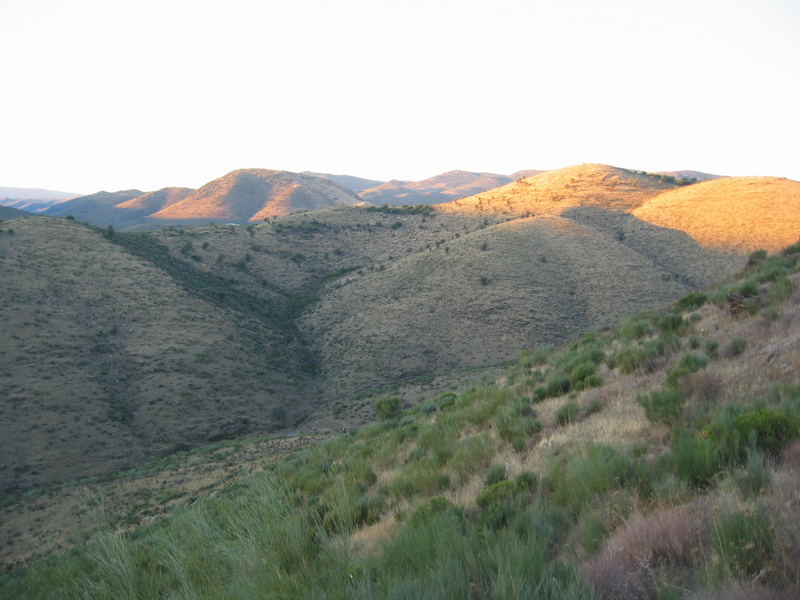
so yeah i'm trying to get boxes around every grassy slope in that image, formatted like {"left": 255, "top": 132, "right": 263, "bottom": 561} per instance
{"left": 2, "top": 244, "right": 799, "bottom": 598}
{"left": 4, "top": 166, "right": 792, "bottom": 495}
{"left": 632, "top": 176, "right": 800, "bottom": 253}
{"left": 0, "top": 218, "right": 319, "bottom": 493}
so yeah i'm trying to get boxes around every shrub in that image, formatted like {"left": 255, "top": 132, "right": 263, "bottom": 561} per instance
{"left": 410, "top": 495, "right": 460, "bottom": 525}
{"left": 713, "top": 507, "right": 774, "bottom": 577}
{"left": 545, "top": 375, "right": 571, "bottom": 398}
{"left": 726, "top": 337, "right": 748, "bottom": 357}
{"left": 584, "top": 397, "right": 604, "bottom": 416}
{"left": 637, "top": 388, "right": 684, "bottom": 426}
{"left": 542, "top": 445, "right": 644, "bottom": 509}
{"left": 448, "top": 434, "right": 493, "bottom": 483}
{"left": 658, "top": 313, "right": 684, "bottom": 334}
{"left": 569, "top": 361, "right": 596, "bottom": 387}
{"left": 670, "top": 429, "right": 725, "bottom": 488}
{"left": 374, "top": 397, "right": 402, "bottom": 420}
{"left": 485, "top": 463, "right": 508, "bottom": 486}
{"left": 767, "top": 276, "right": 794, "bottom": 304}
{"left": 665, "top": 353, "right": 708, "bottom": 388}
{"left": 496, "top": 411, "right": 540, "bottom": 448}
{"left": 619, "top": 317, "right": 651, "bottom": 341}
{"left": 555, "top": 401, "right": 580, "bottom": 426}
{"left": 732, "top": 448, "right": 771, "bottom": 497}
{"left": 578, "top": 509, "right": 607, "bottom": 556}
{"left": 515, "top": 471, "right": 539, "bottom": 492}
{"left": 735, "top": 280, "right": 759, "bottom": 297}
{"left": 476, "top": 480, "right": 520, "bottom": 508}
{"left": 518, "top": 347, "right": 549, "bottom": 367}
{"left": 615, "top": 337, "right": 673, "bottom": 374}
{"left": 675, "top": 292, "right": 708, "bottom": 312}
{"left": 732, "top": 408, "right": 797, "bottom": 457}
{"left": 433, "top": 392, "right": 457, "bottom": 409}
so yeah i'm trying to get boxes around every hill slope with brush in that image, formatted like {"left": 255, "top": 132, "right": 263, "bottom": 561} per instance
{"left": 2, "top": 240, "right": 799, "bottom": 599}
{"left": 1, "top": 164, "right": 794, "bottom": 497}
{"left": 0, "top": 217, "right": 320, "bottom": 494}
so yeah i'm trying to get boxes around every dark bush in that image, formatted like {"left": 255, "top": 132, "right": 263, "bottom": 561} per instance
{"left": 374, "top": 397, "right": 402, "bottom": 420}
{"left": 732, "top": 408, "right": 797, "bottom": 457}
{"left": 675, "top": 292, "right": 708, "bottom": 312}
{"left": 658, "top": 313, "right": 684, "bottom": 334}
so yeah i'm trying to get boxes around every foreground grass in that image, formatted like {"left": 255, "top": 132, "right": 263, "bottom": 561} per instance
{"left": 3, "top": 244, "right": 800, "bottom": 599}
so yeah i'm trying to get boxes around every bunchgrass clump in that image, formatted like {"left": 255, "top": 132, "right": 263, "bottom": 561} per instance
{"left": 637, "top": 388, "right": 684, "bottom": 427}
{"left": 712, "top": 507, "right": 774, "bottom": 577}
{"left": 555, "top": 401, "right": 580, "bottom": 427}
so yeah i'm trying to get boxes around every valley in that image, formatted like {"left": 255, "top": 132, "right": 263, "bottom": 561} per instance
{"left": 1, "top": 163, "right": 799, "bottom": 598}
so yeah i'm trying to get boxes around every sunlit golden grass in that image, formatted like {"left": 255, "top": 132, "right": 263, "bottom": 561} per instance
{"left": 633, "top": 176, "right": 800, "bottom": 253}
{"left": 438, "top": 163, "right": 672, "bottom": 217}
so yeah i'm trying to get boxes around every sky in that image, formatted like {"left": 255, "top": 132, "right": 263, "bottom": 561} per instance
{"left": 1, "top": 0, "right": 799, "bottom": 194}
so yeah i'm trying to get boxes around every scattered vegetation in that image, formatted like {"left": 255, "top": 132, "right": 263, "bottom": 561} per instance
{"left": 2, "top": 220, "right": 800, "bottom": 598}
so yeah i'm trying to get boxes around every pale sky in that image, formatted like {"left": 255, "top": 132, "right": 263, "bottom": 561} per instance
{"left": 1, "top": 0, "right": 799, "bottom": 194}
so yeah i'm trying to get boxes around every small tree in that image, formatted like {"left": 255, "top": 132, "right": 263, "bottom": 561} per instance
{"left": 374, "top": 397, "right": 402, "bottom": 420}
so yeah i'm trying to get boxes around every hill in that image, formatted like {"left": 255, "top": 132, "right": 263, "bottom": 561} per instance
{"left": 299, "top": 205, "right": 742, "bottom": 399}
{"left": 0, "top": 163, "right": 792, "bottom": 497}
{"left": 302, "top": 172, "right": 385, "bottom": 191}
{"left": 0, "top": 186, "right": 80, "bottom": 205}
{"left": 149, "top": 169, "right": 363, "bottom": 223}
{"left": 42, "top": 187, "right": 195, "bottom": 230}
{"left": 439, "top": 164, "right": 676, "bottom": 217}
{"left": 0, "top": 206, "right": 33, "bottom": 220}
{"left": 42, "top": 189, "right": 146, "bottom": 223}
{"left": 0, "top": 217, "right": 320, "bottom": 494}
{"left": 358, "top": 170, "right": 546, "bottom": 205}
{"left": 2, "top": 241, "right": 799, "bottom": 598}
{"left": 653, "top": 169, "right": 725, "bottom": 182}
{"left": 632, "top": 176, "right": 800, "bottom": 253}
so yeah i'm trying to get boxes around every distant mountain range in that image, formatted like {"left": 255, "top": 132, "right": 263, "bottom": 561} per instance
{"left": 2, "top": 168, "right": 727, "bottom": 229}
{"left": 0, "top": 186, "right": 81, "bottom": 213}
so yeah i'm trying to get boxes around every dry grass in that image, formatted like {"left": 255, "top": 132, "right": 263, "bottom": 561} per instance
{"left": 0, "top": 434, "right": 323, "bottom": 570}
{"left": 632, "top": 177, "right": 800, "bottom": 254}
{"left": 581, "top": 503, "right": 706, "bottom": 599}
{"left": 438, "top": 164, "right": 673, "bottom": 218}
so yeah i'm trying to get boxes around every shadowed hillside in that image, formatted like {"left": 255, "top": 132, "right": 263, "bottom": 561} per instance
{"left": 42, "top": 187, "right": 194, "bottom": 231}
{"left": 0, "top": 187, "right": 80, "bottom": 212}
{"left": 358, "top": 170, "right": 547, "bottom": 205}
{"left": 0, "top": 217, "right": 320, "bottom": 494}
{"left": 299, "top": 208, "right": 743, "bottom": 399}
{"left": 43, "top": 189, "right": 145, "bottom": 223}
{"left": 0, "top": 206, "right": 32, "bottom": 221}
